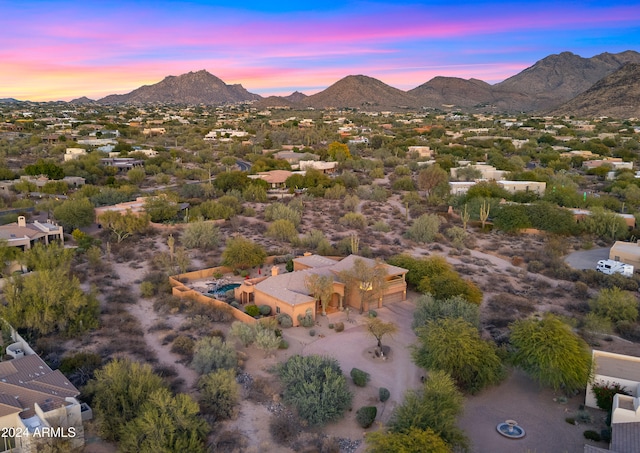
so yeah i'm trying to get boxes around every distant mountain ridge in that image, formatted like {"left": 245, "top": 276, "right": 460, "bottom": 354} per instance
{"left": 549, "top": 63, "right": 640, "bottom": 118}
{"left": 4, "top": 50, "right": 640, "bottom": 117}
{"left": 98, "top": 70, "right": 261, "bottom": 105}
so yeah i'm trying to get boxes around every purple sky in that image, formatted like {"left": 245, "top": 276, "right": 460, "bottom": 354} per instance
{"left": 1, "top": 0, "right": 639, "bottom": 101}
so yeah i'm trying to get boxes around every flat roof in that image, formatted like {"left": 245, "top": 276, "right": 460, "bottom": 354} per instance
{"left": 594, "top": 350, "right": 640, "bottom": 382}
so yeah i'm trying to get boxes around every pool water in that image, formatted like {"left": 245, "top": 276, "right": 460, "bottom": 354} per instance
{"left": 208, "top": 283, "right": 240, "bottom": 296}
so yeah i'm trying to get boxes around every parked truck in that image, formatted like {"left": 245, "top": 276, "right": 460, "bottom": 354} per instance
{"left": 596, "top": 259, "right": 634, "bottom": 277}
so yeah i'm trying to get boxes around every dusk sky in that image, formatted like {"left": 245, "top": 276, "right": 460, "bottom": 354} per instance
{"left": 2, "top": 0, "right": 639, "bottom": 101}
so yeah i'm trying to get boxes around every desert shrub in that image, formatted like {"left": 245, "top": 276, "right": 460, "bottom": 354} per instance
{"left": 230, "top": 301, "right": 240, "bottom": 309}
{"left": 277, "top": 313, "right": 293, "bottom": 328}
{"left": 616, "top": 320, "right": 640, "bottom": 341}
{"left": 356, "top": 406, "right": 377, "bottom": 428}
{"left": 254, "top": 329, "right": 281, "bottom": 356}
{"left": 328, "top": 323, "right": 335, "bottom": 329}
{"left": 309, "top": 329, "right": 316, "bottom": 337}
{"left": 412, "top": 294, "right": 480, "bottom": 331}
{"left": 258, "top": 305, "right": 272, "bottom": 316}
{"left": 270, "top": 413, "right": 300, "bottom": 445}
{"left": 279, "top": 339, "right": 289, "bottom": 349}
{"left": 372, "top": 221, "right": 391, "bottom": 232}
{"left": 339, "top": 212, "right": 367, "bottom": 230}
{"left": 590, "top": 287, "right": 639, "bottom": 324}
{"left": 170, "top": 335, "right": 195, "bottom": 357}
{"left": 583, "top": 430, "right": 601, "bottom": 441}
{"left": 350, "top": 368, "right": 370, "bottom": 387}
{"left": 276, "top": 355, "right": 352, "bottom": 426}
{"left": 379, "top": 387, "right": 390, "bottom": 402}
{"left": 565, "top": 417, "right": 576, "bottom": 425}
{"left": 406, "top": 214, "right": 443, "bottom": 243}
{"left": 297, "top": 312, "right": 314, "bottom": 327}
{"left": 229, "top": 321, "right": 256, "bottom": 347}
{"left": 335, "top": 322, "right": 345, "bottom": 332}
{"left": 140, "top": 281, "right": 155, "bottom": 298}
{"left": 368, "top": 309, "right": 378, "bottom": 318}
{"left": 601, "top": 428, "right": 612, "bottom": 442}
{"left": 245, "top": 304, "right": 261, "bottom": 317}
{"left": 198, "top": 369, "right": 239, "bottom": 421}
{"left": 576, "top": 410, "right": 592, "bottom": 424}
{"left": 191, "top": 336, "right": 237, "bottom": 375}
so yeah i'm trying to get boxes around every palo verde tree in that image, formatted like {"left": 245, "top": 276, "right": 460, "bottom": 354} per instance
{"left": 509, "top": 314, "right": 593, "bottom": 394}
{"left": 365, "top": 427, "right": 450, "bottom": 453}
{"left": 305, "top": 273, "right": 334, "bottom": 316}
{"left": 98, "top": 209, "right": 150, "bottom": 243}
{"left": 221, "top": 236, "right": 266, "bottom": 270}
{"left": 365, "top": 317, "right": 398, "bottom": 352}
{"left": 338, "top": 257, "right": 388, "bottom": 314}
{"left": 389, "top": 370, "right": 467, "bottom": 450}
{"left": 412, "top": 317, "right": 505, "bottom": 394}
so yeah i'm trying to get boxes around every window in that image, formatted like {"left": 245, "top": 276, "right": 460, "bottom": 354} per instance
{"left": 276, "top": 306, "right": 280, "bottom": 314}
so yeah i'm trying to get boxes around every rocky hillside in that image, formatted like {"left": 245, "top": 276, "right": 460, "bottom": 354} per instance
{"left": 98, "top": 70, "right": 261, "bottom": 105}
{"left": 302, "top": 75, "right": 419, "bottom": 110}
{"left": 493, "top": 50, "right": 640, "bottom": 111}
{"left": 408, "top": 77, "right": 495, "bottom": 109}
{"left": 548, "top": 63, "right": 640, "bottom": 118}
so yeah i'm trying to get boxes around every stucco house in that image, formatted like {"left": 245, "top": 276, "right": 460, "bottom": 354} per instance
{"left": 0, "top": 329, "right": 88, "bottom": 452}
{"left": 234, "top": 254, "right": 408, "bottom": 326}
{"left": 0, "top": 216, "right": 64, "bottom": 250}
{"left": 585, "top": 350, "right": 640, "bottom": 453}
{"left": 608, "top": 241, "right": 640, "bottom": 269}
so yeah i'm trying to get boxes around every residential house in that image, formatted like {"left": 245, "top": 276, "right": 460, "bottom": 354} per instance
{"left": 407, "top": 146, "right": 433, "bottom": 158}
{"left": 234, "top": 254, "right": 408, "bottom": 326}
{"left": 100, "top": 158, "right": 144, "bottom": 171}
{"left": 248, "top": 170, "right": 293, "bottom": 190}
{"left": 585, "top": 350, "right": 640, "bottom": 453}
{"left": 450, "top": 163, "right": 506, "bottom": 181}
{"left": 449, "top": 180, "right": 546, "bottom": 196}
{"left": 298, "top": 160, "right": 338, "bottom": 174}
{"left": 94, "top": 197, "right": 148, "bottom": 218}
{"left": 0, "top": 328, "right": 88, "bottom": 452}
{"left": 0, "top": 216, "right": 63, "bottom": 250}
{"left": 608, "top": 241, "right": 640, "bottom": 268}
{"left": 63, "top": 148, "right": 87, "bottom": 162}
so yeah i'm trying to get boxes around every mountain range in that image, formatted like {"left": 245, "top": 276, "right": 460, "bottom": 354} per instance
{"left": 4, "top": 50, "right": 639, "bottom": 117}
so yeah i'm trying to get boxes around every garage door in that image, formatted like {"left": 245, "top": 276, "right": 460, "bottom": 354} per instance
{"left": 382, "top": 291, "right": 404, "bottom": 305}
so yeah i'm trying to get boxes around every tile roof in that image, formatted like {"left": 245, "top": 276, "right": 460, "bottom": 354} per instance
{"left": 0, "top": 354, "right": 79, "bottom": 419}
{"left": 611, "top": 422, "right": 640, "bottom": 453}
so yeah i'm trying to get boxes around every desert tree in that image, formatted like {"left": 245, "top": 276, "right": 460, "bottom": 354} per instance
{"left": 365, "top": 317, "right": 398, "bottom": 352}
{"left": 339, "top": 257, "right": 387, "bottom": 314}
{"left": 412, "top": 318, "right": 504, "bottom": 394}
{"left": 389, "top": 370, "right": 467, "bottom": 449}
{"left": 365, "top": 427, "right": 449, "bottom": 453}
{"left": 221, "top": 236, "right": 266, "bottom": 270}
{"left": 305, "top": 273, "right": 334, "bottom": 316}
{"left": 509, "top": 314, "right": 592, "bottom": 394}
{"left": 198, "top": 368, "right": 239, "bottom": 422}
{"left": 98, "top": 209, "right": 150, "bottom": 243}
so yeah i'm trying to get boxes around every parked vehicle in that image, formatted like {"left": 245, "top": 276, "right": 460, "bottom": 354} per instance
{"left": 596, "top": 259, "right": 634, "bottom": 276}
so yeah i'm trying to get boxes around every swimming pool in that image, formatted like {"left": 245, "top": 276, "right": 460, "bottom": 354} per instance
{"left": 208, "top": 283, "right": 240, "bottom": 297}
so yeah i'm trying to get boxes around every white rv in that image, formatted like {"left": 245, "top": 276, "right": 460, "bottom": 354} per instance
{"left": 596, "top": 259, "right": 634, "bottom": 277}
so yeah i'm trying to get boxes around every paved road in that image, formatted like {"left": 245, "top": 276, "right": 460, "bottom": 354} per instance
{"left": 564, "top": 247, "right": 610, "bottom": 270}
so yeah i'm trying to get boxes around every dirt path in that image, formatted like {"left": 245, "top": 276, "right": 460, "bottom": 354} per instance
{"left": 112, "top": 261, "right": 199, "bottom": 393}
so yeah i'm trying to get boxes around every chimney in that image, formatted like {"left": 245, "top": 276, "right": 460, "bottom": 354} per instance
{"left": 17, "top": 216, "right": 26, "bottom": 228}
{"left": 303, "top": 252, "right": 312, "bottom": 257}
{"left": 271, "top": 266, "right": 279, "bottom": 277}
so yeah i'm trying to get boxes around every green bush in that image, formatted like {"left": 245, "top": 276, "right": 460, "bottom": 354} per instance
{"left": 565, "top": 417, "right": 576, "bottom": 425}
{"left": 335, "top": 322, "right": 344, "bottom": 332}
{"left": 259, "top": 305, "right": 272, "bottom": 316}
{"left": 309, "top": 329, "right": 316, "bottom": 337}
{"left": 583, "top": 430, "right": 601, "bottom": 441}
{"left": 350, "top": 368, "right": 370, "bottom": 387}
{"left": 276, "top": 355, "right": 352, "bottom": 426}
{"left": 230, "top": 301, "right": 241, "bottom": 309}
{"left": 277, "top": 313, "right": 293, "bottom": 328}
{"left": 591, "top": 381, "right": 631, "bottom": 412}
{"left": 279, "top": 339, "right": 289, "bottom": 349}
{"left": 355, "top": 406, "right": 377, "bottom": 428}
{"left": 245, "top": 304, "right": 260, "bottom": 317}
{"left": 170, "top": 335, "right": 195, "bottom": 357}
{"left": 328, "top": 323, "right": 335, "bottom": 329}
{"left": 600, "top": 428, "right": 611, "bottom": 442}
{"left": 140, "top": 281, "right": 155, "bottom": 298}
{"left": 379, "top": 387, "right": 390, "bottom": 403}
{"left": 297, "top": 313, "right": 314, "bottom": 327}
{"left": 59, "top": 352, "right": 102, "bottom": 375}
{"left": 368, "top": 309, "right": 378, "bottom": 318}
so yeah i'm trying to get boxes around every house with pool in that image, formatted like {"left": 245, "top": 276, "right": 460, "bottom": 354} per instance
{"left": 233, "top": 254, "right": 408, "bottom": 326}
